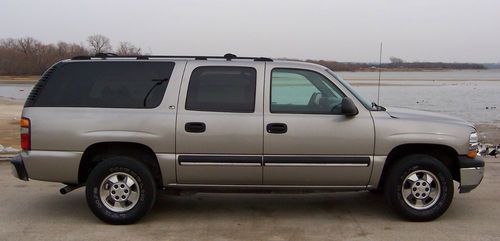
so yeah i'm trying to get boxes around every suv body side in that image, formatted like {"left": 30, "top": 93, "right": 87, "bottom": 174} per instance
{"left": 12, "top": 56, "right": 485, "bottom": 223}
{"left": 18, "top": 59, "right": 481, "bottom": 192}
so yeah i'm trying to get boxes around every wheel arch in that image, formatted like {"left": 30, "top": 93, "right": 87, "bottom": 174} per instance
{"left": 377, "top": 143, "right": 460, "bottom": 190}
{"left": 78, "top": 142, "right": 163, "bottom": 187}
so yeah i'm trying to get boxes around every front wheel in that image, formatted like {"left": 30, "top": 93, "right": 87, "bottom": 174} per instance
{"left": 85, "top": 156, "right": 157, "bottom": 224}
{"left": 385, "top": 154, "right": 454, "bottom": 221}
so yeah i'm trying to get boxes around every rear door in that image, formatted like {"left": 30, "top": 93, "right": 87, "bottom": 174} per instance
{"left": 175, "top": 61, "right": 264, "bottom": 184}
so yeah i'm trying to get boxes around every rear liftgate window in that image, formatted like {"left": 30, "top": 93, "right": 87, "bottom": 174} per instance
{"left": 185, "top": 66, "right": 257, "bottom": 113}
{"left": 29, "top": 61, "right": 175, "bottom": 108}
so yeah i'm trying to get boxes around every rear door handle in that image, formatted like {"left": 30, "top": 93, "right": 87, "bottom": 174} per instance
{"left": 185, "top": 122, "right": 206, "bottom": 133}
{"left": 266, "top": 123, "right": 287, "bottom": 134}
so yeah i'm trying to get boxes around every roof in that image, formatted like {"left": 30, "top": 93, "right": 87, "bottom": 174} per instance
{"left": 71, "top": 53, "right": 273, "bottom": 62}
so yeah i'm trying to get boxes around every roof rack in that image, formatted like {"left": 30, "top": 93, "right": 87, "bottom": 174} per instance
{"left": 71, "top": 53, "right": 273, "bottom": 62}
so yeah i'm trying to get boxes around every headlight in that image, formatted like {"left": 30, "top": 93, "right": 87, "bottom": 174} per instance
{"left": 469, "top": 132, "right": 479, "bottom": 144}
{"left": 468, "top": 132, "right": 479, "bottom": 158}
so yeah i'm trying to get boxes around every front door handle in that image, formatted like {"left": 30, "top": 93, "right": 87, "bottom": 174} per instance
{"left": 185, "top": 122, "right": 206, "bottom": 133}
{"left": 266, "top": 123, "right": 287, "bottom": 134}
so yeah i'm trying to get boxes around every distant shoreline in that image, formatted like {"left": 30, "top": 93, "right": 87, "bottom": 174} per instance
{"left": 0, "top": 76, "right": 38, "bottom": 84}
{"left": 342, "top": 68, "right": 492, "bottom": 72}
{"left": 346, "top": 77, "right": 500, "bottom": 81}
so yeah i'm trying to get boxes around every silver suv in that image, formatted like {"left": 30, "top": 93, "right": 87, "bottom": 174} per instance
{"left": 11, "top": 53, "right": 484, "bottom": 224}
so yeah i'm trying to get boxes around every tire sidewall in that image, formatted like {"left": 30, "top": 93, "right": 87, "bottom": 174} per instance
{"left": 86, "top": 157, "right": 156, "bottom": 224}
{"left": 385, "top": 154, "right": 454, "bottom": 221}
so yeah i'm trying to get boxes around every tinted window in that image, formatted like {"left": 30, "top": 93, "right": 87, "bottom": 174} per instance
{"left": 32, "top": 61, "right": 174, "bottom": 108}
{"left": 271, "top": 68, "right": 345, "bottom": 114}
{"left": 185, "top": 66, "right": 256, "bottom": 113}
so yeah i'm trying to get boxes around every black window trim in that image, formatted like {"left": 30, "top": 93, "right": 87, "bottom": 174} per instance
{"left": 269, "top": 67, "right": 347, "bottom": 115}
{"left": 185, "top": 65, "right": 258, "bottom": 113}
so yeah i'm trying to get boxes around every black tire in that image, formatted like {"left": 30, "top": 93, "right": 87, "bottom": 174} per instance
{"left": 368, "top": 188, "right": 384, "bottom": 194}
{"left": 384, "top": 154, "right": 454, "bottom": 221}
{"left": 85, "top": 156, "right": 156, "bottom": 224}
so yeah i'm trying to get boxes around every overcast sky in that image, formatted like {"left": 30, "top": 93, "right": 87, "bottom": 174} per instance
{"left": 1, "top": 0, "right": 499, "bottom": 62}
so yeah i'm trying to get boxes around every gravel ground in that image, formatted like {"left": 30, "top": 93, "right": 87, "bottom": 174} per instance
{"left": 0, "top": 158, "right": 499, "bottom": 241}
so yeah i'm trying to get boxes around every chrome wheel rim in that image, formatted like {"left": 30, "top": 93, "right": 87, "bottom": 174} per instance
{"left": 401, "top": 170, "right": 441, "bottom": 210}
{"left": 99, "top": 172, "right": 140, "bottom": 213}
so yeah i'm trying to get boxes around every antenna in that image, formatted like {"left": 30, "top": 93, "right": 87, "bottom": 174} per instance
{"left": 377, "top": 42, "right": 383, "bottom": 104}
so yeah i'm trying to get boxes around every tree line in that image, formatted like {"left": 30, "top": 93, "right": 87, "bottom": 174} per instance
{"left": 307, "top": 57, "right": 485, "bottom": 71}
{"left": 0, "top": 34, "right": 141, "bottom": 75}
{"left": 0, "top": 35, "right": 486, "bottom": 75}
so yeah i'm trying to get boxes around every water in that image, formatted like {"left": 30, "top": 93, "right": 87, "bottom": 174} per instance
{"left": 0, "top": 83, "right": 33, "bottom": 100}
{"left": 0, "top": 69, "right": 499, "bottom": 125}
{"left": 355, "top": 80, "right": 500, "bottom": 125}
{"left": 336, "top": 70, "right": 500, "bottom": 126}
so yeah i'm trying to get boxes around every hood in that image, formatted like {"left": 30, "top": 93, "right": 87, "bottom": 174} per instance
{"left": 384, "top": 107, "right": 475, "bottom": 128}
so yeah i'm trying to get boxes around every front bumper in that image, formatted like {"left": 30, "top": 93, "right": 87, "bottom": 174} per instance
{"left": 458, "top": 155, "right": 484, "bottom": 193}
{"left": 10, "top": 154, "right": 29, "bottom": 181}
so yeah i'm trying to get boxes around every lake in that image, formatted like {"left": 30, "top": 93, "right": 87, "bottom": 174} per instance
{"left": 337, "top": 69, "right": 500, "bottom": 126}
{"left": 0, "top": 83, "right": 33, "bottom": 100}
{"left": 0, "top": 69, "right": 499, "bottom": 126}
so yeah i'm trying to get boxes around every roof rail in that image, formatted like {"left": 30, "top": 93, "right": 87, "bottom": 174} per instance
{"left": 95, "top": 53, "right": 118, "bottom": 58}
{"left": 71, "top": 53, "right": 273, "bottom": 62}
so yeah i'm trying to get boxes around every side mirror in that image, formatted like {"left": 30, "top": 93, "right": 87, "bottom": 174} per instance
{"left": 341, "top": 97, "right": 359, "bottom": 116}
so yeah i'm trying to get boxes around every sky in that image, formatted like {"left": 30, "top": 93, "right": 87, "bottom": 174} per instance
{"left": 1, "top": 0, "right": 499, "bottom": 63}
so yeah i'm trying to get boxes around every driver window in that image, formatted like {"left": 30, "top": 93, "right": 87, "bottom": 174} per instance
{"left": 271, "top": 68, "right": 344, "bottom": 114}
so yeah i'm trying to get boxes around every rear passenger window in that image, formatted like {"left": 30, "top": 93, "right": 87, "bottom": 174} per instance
{"left": 185, "top": 66, "right": 256, "bottom": 113}
{"left": 31, "top": 61, "right": 175, "bottom": 108}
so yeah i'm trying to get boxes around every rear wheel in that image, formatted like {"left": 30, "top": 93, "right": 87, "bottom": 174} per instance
{"left": 368, "top": 188, "right": 383, "bottom": 194}
{"left": 86, "top": 156, "right": 156, "bottom": 224}
{"left": 385, "top": 154, "right": 454, "bottom": 221}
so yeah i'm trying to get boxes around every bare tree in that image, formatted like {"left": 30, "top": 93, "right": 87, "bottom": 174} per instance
{"left": 0, "top": 38, "right": 17, "bottom": 49}
{"left": 116, "top": 42, "right": 142, "bottom": 55}
{"left": 389, "top": 56, "right": 404, "bottom": 64}
{"left": 87, "top": 34, "right": 112, "bottom": 54}
{"left": 17, "top": 37, "right": 41, "bottom": 55}
{"left": 0, "top": 37, "right": 89, "bottom": 75}
{"left": 0, "top": 36, "right": 488, "bottom": 75}
{"left": 57, "top": 42, "right": 88, "bottom": 56}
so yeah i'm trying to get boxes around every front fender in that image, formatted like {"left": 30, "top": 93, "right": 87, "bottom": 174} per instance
{"left": 372, "top": 111, "right": 473, "bottom": 155}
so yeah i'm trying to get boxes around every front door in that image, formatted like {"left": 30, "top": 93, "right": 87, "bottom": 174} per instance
{"left": 263, "top": 65, "right": 375, "bottom": 186}
{"left": 176, "top": 61, "right": 264, "bottom": 184}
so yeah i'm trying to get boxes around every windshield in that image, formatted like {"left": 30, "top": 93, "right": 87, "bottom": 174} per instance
{"left": 326, "top": 69, "right": 375, "bottom": 110}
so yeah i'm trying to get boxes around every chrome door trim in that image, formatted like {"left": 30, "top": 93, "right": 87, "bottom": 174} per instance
{"left": 179, "top": 162, "right": 261, "bottom": 167}
{"left": 177, "top": 155, "right": 372, "bottom": 167}
{"left": 177, "top": 155, "right": 262, "bottom": 166}
{"left": 263, "top": 156, "right": 371, "bottom": 167}
{"left": 264, "top": 163, "right": 368, "bottom": 167}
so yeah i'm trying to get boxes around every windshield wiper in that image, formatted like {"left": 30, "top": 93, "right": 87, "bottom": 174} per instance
{"left": 143, "top": 78, "right": 169, "bottom": 107}
{"left": 372, "top": 102, "right": 386, "bottom": 111}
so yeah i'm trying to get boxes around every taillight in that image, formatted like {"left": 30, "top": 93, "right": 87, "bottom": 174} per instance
{"left": 20, "top": 117, "right": 30, "bottom": 150}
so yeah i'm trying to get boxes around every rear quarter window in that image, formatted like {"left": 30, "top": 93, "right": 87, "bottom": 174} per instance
{"left": 29, "top": 61, "right": 175, "bottom": 108}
